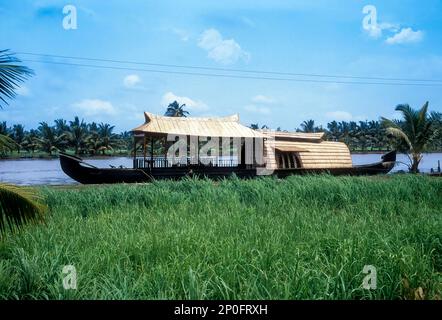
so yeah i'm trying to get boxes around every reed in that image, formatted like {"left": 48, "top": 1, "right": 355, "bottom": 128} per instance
{"left": 0, "top": 175, "right": 440, "bottom": 299}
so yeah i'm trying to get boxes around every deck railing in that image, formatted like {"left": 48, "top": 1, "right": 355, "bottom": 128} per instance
{"left": 133, "top": 156, "right": 239, "bottom": 169}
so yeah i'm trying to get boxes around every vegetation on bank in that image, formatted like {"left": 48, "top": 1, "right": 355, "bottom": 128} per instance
{"left": 2, "top": 102, "right": 441, "bottom": 160}
{"left": 2, "top": 112, "right": 442, "bottom": 159}
{"left": 381, "top": 102, "right": 440, "bottom": 173}
{"left": 0, "top": 175, "right": 440, "bottom": 300}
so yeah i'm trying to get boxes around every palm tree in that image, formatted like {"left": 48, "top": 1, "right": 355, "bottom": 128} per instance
{"left": 86, "top": 131, "right": 101, "bottom": 155}
{"left": 429, "top": 112, "right": 442, "bottom": 151}
{"left": 0, "top": 134, "right": 16, "bottom": 154}
{"left": 300, "top": 120, "right": 316, "bottom": 133}
{"left": 114, "top": 131, "right": 132, "bottom": 154}
{"left": 165, "top": 101, "right": 189, "bottom": 117}
{"left": 36, "top": 122, "right": 67, "bottom": 155}
{"left": 381, "top": 102, "right": 438, "bottom": 173}
{"left": 327, "top": 121, "right": 340, "bottom": 141}
{"left": 12, "top": 124, "right": 25, "bottom": 153}
{"left": 98, "top": 123, "right": 117, "bottom": 155}
{"left": 21, "top": 129, "right": 39, "bottom": 155}
{"left": 88, "top": 121, "right": 99, "bottom": 134}
{"left": 67, "top": 117, "right": 88, "bottom": 154}
{"left": 0, "top": 121, "right": 15, "bottom": 154}
{"left": 0, "top": 49, "right": 44, "bottom": 236}
{"left": 54, "top": 119, "right": 69, "bottom": 136}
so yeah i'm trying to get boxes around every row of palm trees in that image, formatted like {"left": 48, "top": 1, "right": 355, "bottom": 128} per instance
{"left": 0, "top": 100, "right": 190, "bottom": 157}
{"left": 2, "top": 105, "right": 441, "bottom": 158}
{"left": 0, "top": 118, "right": 133, "bottom": 156}
{"left": 252, "top": 112, "right": 441, "bottom": 153}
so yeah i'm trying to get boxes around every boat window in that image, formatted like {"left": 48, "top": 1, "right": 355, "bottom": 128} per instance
{"left": 276, "top": 151, "right": 301, "bottom": 169}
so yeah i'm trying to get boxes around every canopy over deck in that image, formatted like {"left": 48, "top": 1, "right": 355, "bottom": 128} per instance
{"left": 132, "top": 112, "right": 265, "bottom": 138}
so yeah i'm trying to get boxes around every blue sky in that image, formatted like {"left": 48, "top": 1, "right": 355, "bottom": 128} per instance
{"left": 1, "top": 0, "right": 442, "bottom": 132}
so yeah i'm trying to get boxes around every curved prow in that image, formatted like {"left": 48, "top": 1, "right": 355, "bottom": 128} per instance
{"left": 381, "top": 150, "right": 397, "bottom": 163}
{"left": 59, "top": 152, "right": 98, "bottom": 168}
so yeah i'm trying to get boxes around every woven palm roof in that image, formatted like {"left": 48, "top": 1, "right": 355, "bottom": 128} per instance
{"left": 132, "top": 112, "right": 265, "bottom": 138}
{"left": 260, "top": 130, "right": 325, "bottom": 141}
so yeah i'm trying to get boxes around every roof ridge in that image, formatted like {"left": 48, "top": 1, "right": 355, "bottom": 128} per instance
{"left": 144, "top": 112, "right": 239, "bottom": 123}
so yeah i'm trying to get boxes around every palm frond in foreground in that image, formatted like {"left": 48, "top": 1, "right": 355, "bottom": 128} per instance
{"left": 0, "top": 183, "right": 46, "bottom": 237}
{"left": 0, "top": 49, "right": 34, "bottom": 108}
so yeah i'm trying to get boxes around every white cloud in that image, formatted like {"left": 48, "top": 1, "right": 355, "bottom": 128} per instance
{"left": 73, "top": 99, "right": 117, "bottom": 116}
{"left": 162, "top": 92, "right": 209, "bottom": 112}
{"left": 364, "top": 22, "right": 399, "bottom": 39}
{"left": 325, "top": 111, "right": 353, "bottom": 121}
{"left": 123, "top": 74, "right": 141, "bottom": 88}
{"left": 251, "top": 95, "right": 275, "bottom": 104}
{"left": 385, "top": 28, "right": 423, "bottom": 45}
{"left": 244, "top": 104, "right": 271, "bottom": 115}
{"left": 15, "top": 85, "right": 30, "bottom": 96}
{"left": 198, "top": 28, "right": 250, "bottom": 65}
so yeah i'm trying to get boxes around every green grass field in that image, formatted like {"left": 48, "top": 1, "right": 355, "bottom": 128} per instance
{"left": 0, "top": 175, "right": 441, "bottom": 299}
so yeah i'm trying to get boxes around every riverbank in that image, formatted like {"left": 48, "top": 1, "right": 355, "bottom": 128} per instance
{"left": 0, "top": 175, "right": 440, "bottom": 299}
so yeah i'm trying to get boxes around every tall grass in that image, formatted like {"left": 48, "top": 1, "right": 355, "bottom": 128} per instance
{"left": 0, "top": 175, "right": 441, "bottom": 299}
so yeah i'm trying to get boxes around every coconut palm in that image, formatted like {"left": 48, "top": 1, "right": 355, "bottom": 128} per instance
{"left": 300, "top": 120, "right": 316, "bottom": 133}
{"left": 97, "top": 123, "right": 117, "bottom": 155}
{"left": 12, "top": 124, "right": 25, "bottom": 153}
{"left": 0, "top": 121, "right": 15, "bottom": 154}
{"left": 0, "top": 49, "right": 44, "bottom": 237}
{"left": 165, "top": 101, "right": 189, "bottom": 117}
{"left": 21, "top": 129, "right": 39, "bottom": 155}
{"left": 67, "top": 117, "right": 88, "bottom": 154}
{"left": 54, "top": 118, "right": 69, "bottom": 136}
{"left": 381, "top": 102, "right": 438, "bottom": 173}
{"left": 86, "top": 132, "right": 101, "bottom": 155}
{"left": 36, "top": 122, "right": 67, "bottom": 155}
{"left": 0, "top": 134, "right": 16, "bottom": 154}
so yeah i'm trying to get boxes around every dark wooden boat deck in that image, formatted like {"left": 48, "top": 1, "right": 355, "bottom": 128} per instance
{"left": 59, "top": 151, "right": 397, "bottom": 184}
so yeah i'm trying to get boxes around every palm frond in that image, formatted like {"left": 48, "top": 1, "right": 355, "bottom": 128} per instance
{"left": 0, "top": 50, "right": 34, "bottom": 108}
{"left": 418, "top": 101, "right": 429, "bottom": 126}
{"left": 0, "top": 183, "right": 46, "bottom": 237}
{"left": 385, "top": 127, "right": 412, "bottom": 149}
{"left": 0, "top": 133, "right": 17, "bottom": 152}
{"left": 395, "top": 104, "right": 417, "bottom": 139}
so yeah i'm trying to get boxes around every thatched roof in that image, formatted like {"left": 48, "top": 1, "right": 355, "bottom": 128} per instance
{"left": 259, "top": 130, "right": 325, "bottom": 141}
{"left": 132, "top": 112, "right": 265, "bottom": 138}
{"left": 262, "top": 130, "right": 353, "bottom": 169}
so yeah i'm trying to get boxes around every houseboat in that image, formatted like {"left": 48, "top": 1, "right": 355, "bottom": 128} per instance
{"left": 59, "top": 112, "right": 396, "bottom": 184}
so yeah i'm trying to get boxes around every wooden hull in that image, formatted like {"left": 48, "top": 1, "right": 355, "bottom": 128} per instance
{"left": 59, "top": 151, "right": 396, "bottom": 184}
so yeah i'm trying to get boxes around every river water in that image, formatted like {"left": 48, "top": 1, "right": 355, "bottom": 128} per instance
{"left": 0, "top": 153, "right": 441, "bottom": 186}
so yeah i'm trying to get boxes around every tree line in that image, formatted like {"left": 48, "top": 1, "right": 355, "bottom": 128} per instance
{"left": 0, "top": 117, "right": 133, "bottom": 157}
{"left": 250, "top": 111, "right": 441, "bottom": 153}
{"left": 1, "top": 102, "right": 441, "bottom": 158}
